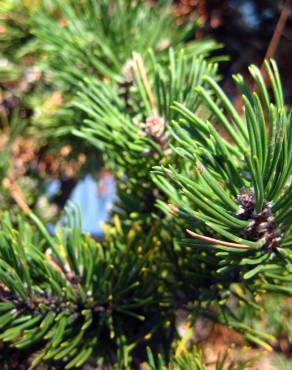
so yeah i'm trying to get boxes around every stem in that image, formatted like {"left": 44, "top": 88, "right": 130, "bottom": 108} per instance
{"left": 134, "top": 53, "right": 156, "bottom": 112}
{"left": 261, "top": 1, "right": 290, "bottom": 69}
{"left": 3, "top": 177, "right": 31, "bottom": 214}
{"left": 186, "top": 229, "right": 252, "bottom": 250}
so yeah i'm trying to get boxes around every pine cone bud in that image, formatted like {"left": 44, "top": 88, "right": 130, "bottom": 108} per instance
{"left": 139, "top": 114, "right": 169, "bottom": 156}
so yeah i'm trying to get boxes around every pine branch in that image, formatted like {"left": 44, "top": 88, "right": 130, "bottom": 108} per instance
{"left": 0, "top": 210, "right": 167, "bottom": 369}
{"left": 154, "top": 60, "right": 292, "bottom": 288}
{"left": 33, "top": 0, "right": 205, "bottom": 87}
{"left": 73, "top": 49, "right": 219, "bottom": 220}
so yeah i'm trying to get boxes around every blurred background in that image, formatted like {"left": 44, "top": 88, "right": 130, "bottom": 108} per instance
{"left": 174, "top": 0, "right": 292, "bottom": 101}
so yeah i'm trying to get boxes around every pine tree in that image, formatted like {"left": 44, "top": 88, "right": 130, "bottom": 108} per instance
{"left": 0, "top": 1, "right": 291, "bottom": 369}
{"left": 30, "top": 0, "right": 220, "bottom": 173}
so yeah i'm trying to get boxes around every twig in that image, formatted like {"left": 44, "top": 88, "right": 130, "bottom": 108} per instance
{"left": 261, "top": 1, "right": 290, "bottom": 71}
{"left": 186, "top": 229, "right": 252, "bottom": 250}
{"left": 3, "top": 177, "right": 31, "bottom": 215}
{"left": 3, "top": 177, "right": 66, "bottom": 263}
{"left": 134, "top": 53, "right": 156, "bottom": 112}
{"left": 234, "top": 1, "right": 290, "bottom": 112}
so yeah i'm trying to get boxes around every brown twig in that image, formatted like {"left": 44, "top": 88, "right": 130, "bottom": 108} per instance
{"left": 260, "top": 1, "right": 290, "bottom": 72}
{"left": 134, "top": 53, "right": 156, "bottom": 112}
{"left": 234, "top": 1, "right": 290, "bottom": 112}
{"left": 3, "top": 177, "right": 31, "bottom": 215}
{"left": 186, "top": 229, "right": 252, "bottom": 250}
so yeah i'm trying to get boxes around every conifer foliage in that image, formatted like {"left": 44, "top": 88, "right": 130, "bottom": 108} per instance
{"left": 154, "top": 60, "right": 292, "bottom": 289}
{"left": 0, "top": 0, "right": 291, "bottom": 369}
